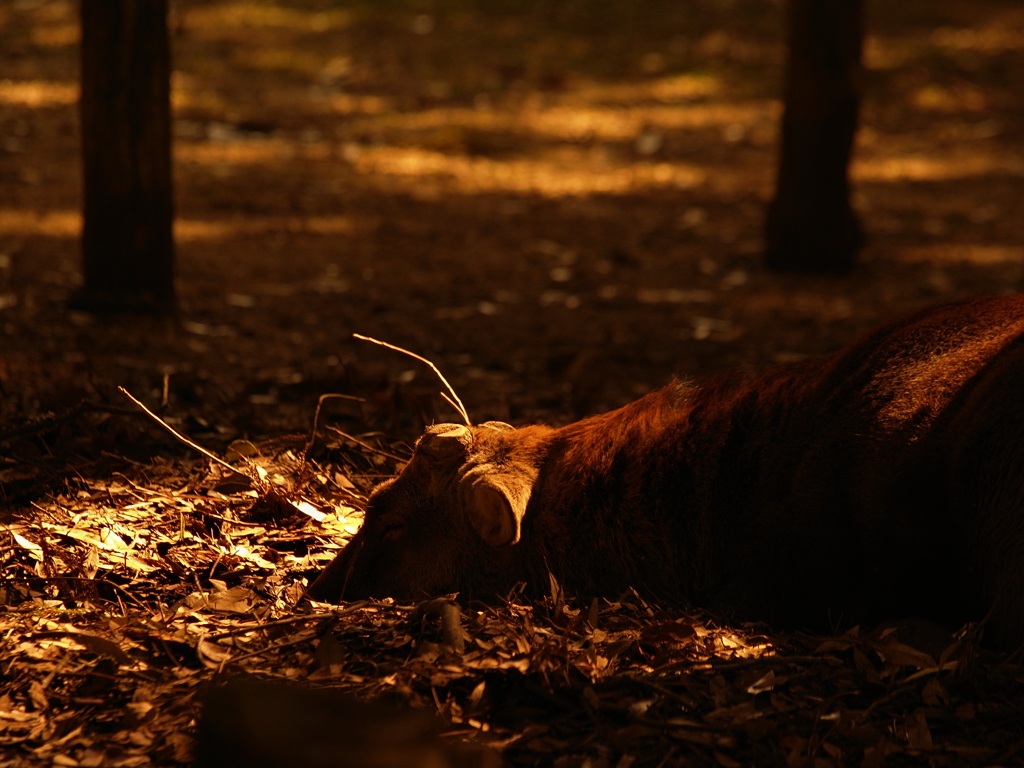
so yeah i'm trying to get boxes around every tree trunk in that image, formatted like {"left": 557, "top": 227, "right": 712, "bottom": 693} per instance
{"left": 74, "top": 0, "right": 174, "bottom": 313}
{"left": 765, "top": 0, "right": 864, "bottom": 274}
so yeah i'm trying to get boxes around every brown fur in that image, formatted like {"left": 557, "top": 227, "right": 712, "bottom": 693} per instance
{"left": 309, "top": 297, "right": 1024, "bottom": 648}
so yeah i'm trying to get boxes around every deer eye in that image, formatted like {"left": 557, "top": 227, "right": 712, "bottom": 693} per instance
{"left": 380, "top": 520, "right": 407, "bottom": 542}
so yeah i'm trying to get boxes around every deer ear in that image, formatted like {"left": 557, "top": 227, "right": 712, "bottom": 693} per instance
{"left": 466, "top": 471, "right": 534, "bottom": 547}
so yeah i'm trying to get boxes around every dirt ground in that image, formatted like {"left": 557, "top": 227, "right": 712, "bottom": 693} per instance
{"left": 3, "top": 0, "right": 1024, "bottom": 453}
{"left": 1, "top": 1, "right": 1024, "bottom": 766}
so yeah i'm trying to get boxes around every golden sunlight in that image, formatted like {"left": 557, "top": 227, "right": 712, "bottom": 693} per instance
{"left": 354, "top": 100, "right": 777, "bottom": 144}
{"left": 176, "top": 140, "right": 333, "bottom": 165}
{"left": 0, "top": 209, "right": 361, "bottom": 241}
{"left": 182, "top": 3, "right": 350, "bottom": 33}
{"left": 570, "top": 73, "right": 722, "bottom": 105}
{"left": 350, "top": 145, "right": 706, "bottom": 197}
{"left": 0, "top": 209, "right": 78, "bottom": 237}
{"left": 176, "top": 215, "right": 362, "bottom": 240}
{"left": 854, "top": 153, "right": 1024, "bottom": 183}
{"left": 0, "top": 80, "right": 77, "bottom": 108}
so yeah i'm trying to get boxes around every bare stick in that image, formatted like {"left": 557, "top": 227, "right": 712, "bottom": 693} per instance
{"left": 303, "top": 392, "right": 367, "bottom": 461}
{"left": 326, "top": 426, "right": 409, "bottom": 463}
{"left": 352, "top": 333, "right": 470, "bottom": 426}
{"left": 205, "top": 601, "right": 374, "bottom": 640}
{"left": 439, "top": 392, "right": 465, "bottom": 419}
{"left": 118, "top": 386, "right": 247, "bottom": 477}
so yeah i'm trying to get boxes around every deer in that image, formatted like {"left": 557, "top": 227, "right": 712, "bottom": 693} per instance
{"left": 308, "top": 297, "right": 1024, "bottom": 649}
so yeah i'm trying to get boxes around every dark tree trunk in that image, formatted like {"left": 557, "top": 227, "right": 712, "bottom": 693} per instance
{"left": 765, "top": 0, "right": 864, "bottom": 274}
{"left": 73, "top": 0, "right": 174, "bottom": 313}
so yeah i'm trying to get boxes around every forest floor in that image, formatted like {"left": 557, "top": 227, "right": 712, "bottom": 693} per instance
{"left": 2, "top": 0, "right": 1024, "bottom": 766}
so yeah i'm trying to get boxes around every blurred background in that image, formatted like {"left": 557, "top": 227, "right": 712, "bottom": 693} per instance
{"left": 1, "top": 0, "right": 1023, "bottom": 451}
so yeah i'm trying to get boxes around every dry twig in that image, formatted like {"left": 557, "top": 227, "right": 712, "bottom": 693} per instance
{"left": 352, "top": 333, "right": 471, "bottom": 426}
{"left": 302, "top": 392, "right": 366, "bottom": 461}
{"left": 325, "top": 426, "right": 409, "bottom": 463}
{"left": 119, "top": 386, "right": 254, "bottom": 479}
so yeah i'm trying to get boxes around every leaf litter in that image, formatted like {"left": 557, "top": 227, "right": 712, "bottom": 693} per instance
{"left": 2, "top": 424, "right": 1024, "bottom": 768}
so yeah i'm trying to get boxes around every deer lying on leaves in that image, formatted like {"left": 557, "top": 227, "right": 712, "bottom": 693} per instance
{"left": 309, "top": 297, "right": 1024, "bottom": 648}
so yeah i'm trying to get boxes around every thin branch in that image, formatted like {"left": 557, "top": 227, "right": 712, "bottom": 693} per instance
{"left": 118, "top": 387, "right": 246, "bottom": 477}
{"left": 4, "top": 575, "right": 152, "bottom": 611}
{"left": 302, "top": 392, "right": 366, "bottom": 462}
{"left": 326, "top": 426, "right": 409, "bottom": 463}
{"left": 352, "top": 333, "right": 471, "bottom": 426}
{"left": 216, "top": 631, "right": 320, "bottom": 666}
{"left": 439, "top": 392, "right": 465, "bottom": 420}
{"left": 204, "top": 601, "right": 375, "bottom": 640}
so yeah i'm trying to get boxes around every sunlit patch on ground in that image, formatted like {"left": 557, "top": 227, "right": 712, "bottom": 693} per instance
{"left": 855, "top": 152, "right": 1024, "bottom": 183}
{"left": 183, "top": 2, "right": 352, "bottom": 34}
{"left": 349, "top": 146, "right": 708, "bottom": 197}
{"left": 0, "top": 209, "right": 365, "bottom": 242}
{"left": 176, "top": 138, "right": 334, "bottom": 165}
{"left": 0, "top": 208, "right": 79, "bottom": 237}
{"left": 356, "top": 100, "right": 777, "bottom": 143}
{"left": 0, "top": 79, "right": 76, "bottom": 108}
{"left": 177, "top": 215, "right": 366, "bottom": 241}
